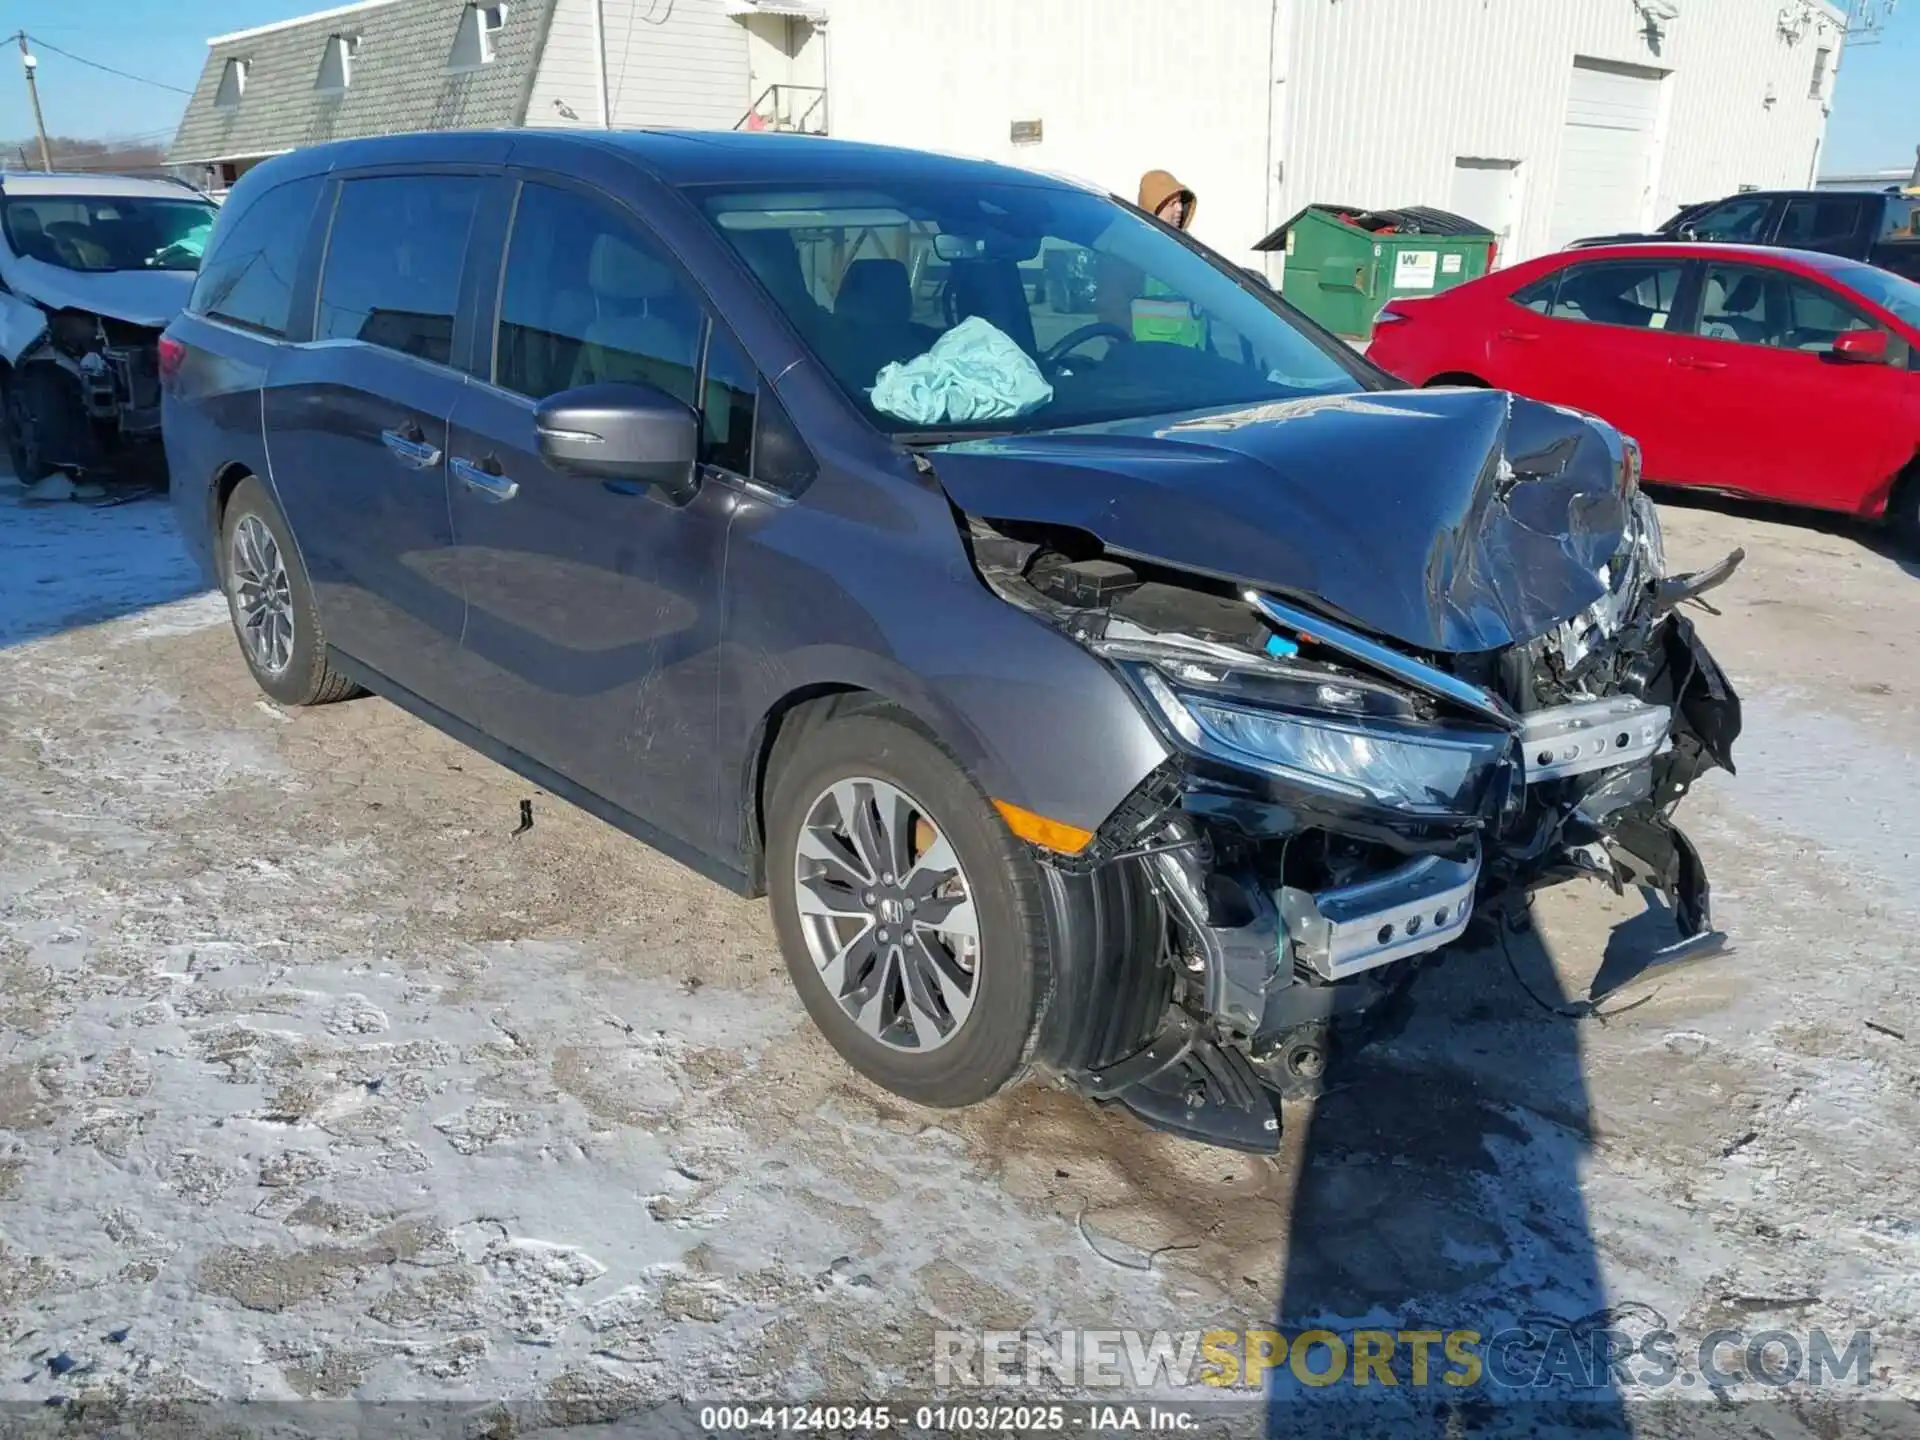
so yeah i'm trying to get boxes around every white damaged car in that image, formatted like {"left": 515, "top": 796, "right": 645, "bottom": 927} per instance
{"left": 0, "top": 173, "right": 218, "bottom": 497}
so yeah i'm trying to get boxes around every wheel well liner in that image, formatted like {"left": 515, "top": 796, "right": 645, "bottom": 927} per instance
{"left": 741, "top": 685, "right": 881, "bottom": 898}
{"left": 740, "top": 673, "right": 1021, "bottom": 897}
{"left": 213, "top": 462, "right": 254, "bottom": 524}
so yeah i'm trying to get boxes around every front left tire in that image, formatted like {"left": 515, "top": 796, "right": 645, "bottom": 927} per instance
{"left": 219, "top": 476, "right": 360, "bottom": 707}
{"left": 765, "top": 708, "right": 1052, "bottom": 1108}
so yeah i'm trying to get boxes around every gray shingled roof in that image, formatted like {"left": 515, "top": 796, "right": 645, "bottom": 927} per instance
{"left": 170, "top": 0, "right": 555, "bottom": 166}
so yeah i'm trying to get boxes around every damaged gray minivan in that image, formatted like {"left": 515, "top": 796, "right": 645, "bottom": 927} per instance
{"left": 1, "top": 173, "right": 217, "bottom": 494}
{"left": 163, "top": 132, "right": 1743, "bottom": 1151}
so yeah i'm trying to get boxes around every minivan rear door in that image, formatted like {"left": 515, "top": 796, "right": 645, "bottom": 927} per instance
{"left": 442, "top": 175, "right": 736, "bottom": 864}
{"left": 263, "top": 169, "right": 487, "bottom": 706}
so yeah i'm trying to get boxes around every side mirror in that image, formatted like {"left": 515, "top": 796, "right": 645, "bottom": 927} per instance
{"left": 534, "top": 381, "right": 701, "bottom": 503}
{"left": 1831, "top": 329, "right": 1891, "bottom": 365}
{"left": 1677, "top": 223, "right": 1699, "bottom": 241}
{"left": 1240, "top": 265, "right": 1273, "bottom": 289}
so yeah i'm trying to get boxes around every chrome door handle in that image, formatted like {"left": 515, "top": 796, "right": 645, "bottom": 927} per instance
{"left": 381, "top": 428, "right": 442, "bottom": 468}
{"left": 452, "top": 455, "right": 519, "bottom": 503}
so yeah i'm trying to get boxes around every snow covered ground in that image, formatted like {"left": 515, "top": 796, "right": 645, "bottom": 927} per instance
{"left": 2, "top": 476, "right": 1918, "bottom": 1434}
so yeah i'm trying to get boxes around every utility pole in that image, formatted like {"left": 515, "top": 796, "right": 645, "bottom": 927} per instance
{"left": 589, "top": 0, "right": 610, "bottom": 128}
{"left": 16, "top": 34, "right": 51, "bottom": 172}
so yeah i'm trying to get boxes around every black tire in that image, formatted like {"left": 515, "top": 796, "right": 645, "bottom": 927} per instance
{"left": 218, "top": 476, "right": 360, "bottom": 707}
{"left": 1889, "top": 467, "right": 1920, "bottom": 556}
{"left": 765, "top": 710, "right": 1051, "bottom": 1108}
{"left": 3, "top": 362, "right": 93, "bottom": 482}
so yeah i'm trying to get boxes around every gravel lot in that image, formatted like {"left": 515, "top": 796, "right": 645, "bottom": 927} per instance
{"left": 2, "top": 472, "right": 1917, "bottom": 1430}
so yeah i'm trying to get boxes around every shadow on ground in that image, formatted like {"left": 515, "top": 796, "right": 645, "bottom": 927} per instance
{"left": 1265, "top": 900, "right": 1677, "bottom": 1436}
{"left": 0, "top": 480, "right": 207, "bottom": 648}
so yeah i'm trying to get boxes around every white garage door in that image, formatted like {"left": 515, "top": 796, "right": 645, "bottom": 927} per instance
{"left": 1548, "top": 60, "right": 1664, "bottom": 251}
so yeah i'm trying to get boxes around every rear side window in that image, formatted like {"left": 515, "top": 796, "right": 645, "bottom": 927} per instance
{"left": 190, "top": 176, "right": 324, "bottom": 336}
{"left": 1883, "top": 200, "right": 1919, "bottom": 241}
{"left": 1544, "top": 261, "right": 1684, "bottom": 330}
{"left": 1688, "top": 197, "right": 1773, "bottom": 242}
{"left": 495, "top": 182, "right": 703, "bottom": 403}
{"left": 1777, "top": 197, "right": 1861, "bottom": 251}
{"left": 1511, "top": 274, "right": 1558, "bottom": 313}
{"left": 317, "top": 175, "right": 483, "bottom": 365}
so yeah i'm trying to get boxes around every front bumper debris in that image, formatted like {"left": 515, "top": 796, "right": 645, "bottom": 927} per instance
{"left": 1278, "top": 850, "right": 1480, "bottom": 982}
{"left": 958, "top": 477, "right": 1743, "bottom": 1154}
{"left": 1519, "top": 696, "right": 1670, "bottom": 784}
{"left": 1088, "top": 586, "right": 1738, "bottom": 1152}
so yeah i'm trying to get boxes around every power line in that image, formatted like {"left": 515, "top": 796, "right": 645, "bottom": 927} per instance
{"left": 17, "top": 32, "right": 193, "bottom": 95}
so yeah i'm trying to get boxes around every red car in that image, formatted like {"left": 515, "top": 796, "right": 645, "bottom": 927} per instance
{"left": 1367, "top": 243, "right": 1920, "bottom": 546}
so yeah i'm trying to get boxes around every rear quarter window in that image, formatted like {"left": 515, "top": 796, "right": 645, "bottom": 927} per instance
{"left": 189, "top": 176, "right": 325, "bottom": 337}
{"left": 316, "top": 175, "right": 485, "bottom": 366}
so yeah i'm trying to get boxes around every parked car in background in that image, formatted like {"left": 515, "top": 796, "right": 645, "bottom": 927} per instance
{"left": 0, "top": 173, "right": 219, "bottom": 493}
{"left": 1564, "top": 199, "right": 1716, "bottom": 251}
{"left": 1368, "top": 243, "right": 1920, "bottom": 545}
{"left": 1570, "top": 189, "right": 1920, "bottom": 281}
{"left": 163, "top": 131, "right": 1741, "bottom": 1152}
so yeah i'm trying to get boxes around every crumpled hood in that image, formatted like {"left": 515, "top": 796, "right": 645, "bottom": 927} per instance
{"left": 1, "top": 254, "right": 192, "bottom": 328}
{"left": 931, "top": 388, "right": 1634, "bottom": 654}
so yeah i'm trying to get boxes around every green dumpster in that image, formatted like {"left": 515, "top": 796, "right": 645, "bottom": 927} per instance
{"left": 1253, "top": 205, "right": 1497, "bottom": 341}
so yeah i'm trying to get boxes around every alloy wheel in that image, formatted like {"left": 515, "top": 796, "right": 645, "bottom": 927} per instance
{"left": 792, "top": 776, "right": 981, "bottom": 1052}
{"left": 230, "top": 514, "right": 295, "bottom": 676}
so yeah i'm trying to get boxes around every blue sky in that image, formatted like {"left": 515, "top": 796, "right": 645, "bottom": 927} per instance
{"left": 1, "top": 0, "right": 1913, "bottom": 172}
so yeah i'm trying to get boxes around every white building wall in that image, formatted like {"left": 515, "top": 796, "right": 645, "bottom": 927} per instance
{"left": 526, "top": 0, "right": 750, "bottom": 132}
{"left": 1279, "top": 0, "right": 1844, "bottom": 263}
{"left": 743, "top": 12, "right": 827, "bottom": 119}
{"left": 825, "top": 0, "right": 1841, "bottom": 271}
{"left": 823, "top": 0, "right": 1278, "bottom": 270}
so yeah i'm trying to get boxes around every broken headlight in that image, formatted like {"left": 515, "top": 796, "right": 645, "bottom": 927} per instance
{"left": 1133, "top": 667, "right": 1513, "bottom": 815}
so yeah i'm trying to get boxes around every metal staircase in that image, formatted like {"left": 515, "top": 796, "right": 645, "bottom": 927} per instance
{"left": 735, "top": 84, "right": 828, "bottom": 135}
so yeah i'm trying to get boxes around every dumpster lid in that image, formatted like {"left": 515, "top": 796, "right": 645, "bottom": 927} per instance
{"left": 1253, "top": 203, "right": 1495, "bottom": 252}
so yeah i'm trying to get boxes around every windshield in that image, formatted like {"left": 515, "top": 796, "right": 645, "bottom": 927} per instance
{"left": 2, "top": 195, "right": 219, "bottom": 273}
{"left": 1841, "top": 262, "right": 1920, "bottom": 331}
{"left": 697, "top": 180, "right": 1363, "bottom": 436}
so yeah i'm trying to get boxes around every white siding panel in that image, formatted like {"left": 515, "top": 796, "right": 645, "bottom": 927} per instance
{"left": 824, "top": 0, "right": 1278, "bottom": 268}
{"left": 527, "top": 0, "right": 750, "bottom": 132}
{"left": 1278, "top": 0, "right": 1842, "bottom": 264}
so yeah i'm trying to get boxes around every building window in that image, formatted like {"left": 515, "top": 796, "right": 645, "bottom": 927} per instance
{"left": 317, "top": 34, "right": 357, "bottom": 95}
{"left": 214, "top": 57, "right": 248, "bottom": 109}
{"left": 449, "top": 3, "right": 508, "bottom": 70}
{"left": 1810, "top": 46, "right": 1831, "bottom": 101}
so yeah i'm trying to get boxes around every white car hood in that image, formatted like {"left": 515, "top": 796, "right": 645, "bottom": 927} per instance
{"left": 0, "top": 252, "right": 192, "bottom": 328}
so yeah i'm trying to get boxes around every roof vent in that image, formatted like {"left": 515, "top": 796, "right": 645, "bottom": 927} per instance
{"left": 317, "top": 34, "right": 358, "bottom": 95}
{"left": 449, "top": 3, "right": 508, "bottom": 71}
{"left": 214, "top": 57, "right": 248, "bottom": 110}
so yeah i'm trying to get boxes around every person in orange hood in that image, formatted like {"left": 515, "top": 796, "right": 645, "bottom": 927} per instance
{"left": 1137, "top": 169, "right": 1197, "bottom": 230}
{"left": 1095, "top": 170, "right": 1205, "bottom": 344}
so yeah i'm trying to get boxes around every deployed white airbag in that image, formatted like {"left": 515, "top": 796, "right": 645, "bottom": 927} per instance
{"left": 870, "top": 316, "right": 1053, "bottom": 426}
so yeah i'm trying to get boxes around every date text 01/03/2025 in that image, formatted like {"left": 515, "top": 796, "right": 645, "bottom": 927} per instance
{"left": 696, "top": 1404, "right": 1203, "bottom": 1432}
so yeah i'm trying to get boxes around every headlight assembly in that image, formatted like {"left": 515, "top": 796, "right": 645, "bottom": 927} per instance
{"left": 1134, "top": 666, "right": 1514, "bottom": 815}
